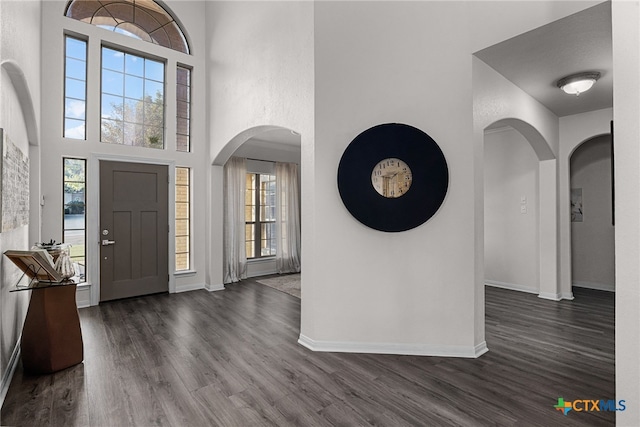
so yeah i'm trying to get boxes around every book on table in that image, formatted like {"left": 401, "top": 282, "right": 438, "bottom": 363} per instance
{"left": 3, "top": 250, "right": 64, "bottom": 283}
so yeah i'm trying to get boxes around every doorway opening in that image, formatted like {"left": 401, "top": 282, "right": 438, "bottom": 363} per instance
{"left": 569, "top": 134, "right": 615, "bottom": 292}
{"left": 484, "top": 125, "right": 541, "bottom": 294}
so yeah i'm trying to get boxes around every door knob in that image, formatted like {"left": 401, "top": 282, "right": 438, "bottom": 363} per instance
{"left": 102, "top": 240, "right": 116, "bottom": 246}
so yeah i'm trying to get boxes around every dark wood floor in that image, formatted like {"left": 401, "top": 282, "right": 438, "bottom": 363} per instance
{"left": 1, "top": 280, "right": 615, "bottom": 426}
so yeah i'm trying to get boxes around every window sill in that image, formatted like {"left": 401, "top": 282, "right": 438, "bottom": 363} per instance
{"left": 175, "top": 269, "right": 197, "bottom": 277}
{"left": 247, "top": 257, "right": 276, "bottom": 263}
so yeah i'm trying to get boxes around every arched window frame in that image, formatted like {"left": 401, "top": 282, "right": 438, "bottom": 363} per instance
{"left": 64, "top": 0, "right": 191, "bottom": 55}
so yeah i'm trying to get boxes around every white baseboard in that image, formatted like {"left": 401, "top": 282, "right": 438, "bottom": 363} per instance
{"left": 175, "top": 282, "right": 206, "bottom": 293}
{"left": 205, "top": 283, "right": 224, "bottom": 292}
{"left": 560, "top": 292, "right": 574, "bottom": 300}
{"left": 1, "top": 340, "right": 20, "bottom": 409}
{"left": 538, "top": 292, "right": 562, "bottom": 301}
{"left": 76, "top": 284, "right": 92, "bottom": 308}
{"left": 485, "top": 280, "right": 538, "bottom": 294}
{"left": 573, "top": 280, "right": 615, "bottom": 292}
{"left": 298, "top": 334, "right": 488, "bottom": 358}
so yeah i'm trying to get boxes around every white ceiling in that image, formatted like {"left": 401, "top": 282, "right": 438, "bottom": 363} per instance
{"left": 240, "top": 128, "right": 301, "bottom": 156}
{"left": 474, "top": 1, "right": 612, "bottom": 117}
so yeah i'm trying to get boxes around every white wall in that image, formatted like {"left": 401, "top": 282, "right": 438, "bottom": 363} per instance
{"left": 0, "top": 0, "right": 41, "bottom": 401}
{"left": 205, "top": 1, "right": 314, "bottom": 288}
{"left": 299, "top": 1, "right": 597, "bottom": 356}
{"left": 612, "top": 2, "right": 640, "bottom": 422}
{"left": 39, "top": 1, "right": 209, "bottom": 303}
{"left": 570, "top": 135, "right": 614, "bottom": 291}
{"left": 484, "top": 127, "right": 539, "bottom": 293}
{"left": 305, "top": 1, "right": 480, "bottom": 356}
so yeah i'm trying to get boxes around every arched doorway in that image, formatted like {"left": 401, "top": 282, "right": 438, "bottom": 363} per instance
{"left": 483, "top": 118, "right": 557, "bottom": 298}
{"left": 569, "top": 134, "right": 614, "bottom": 292}
{"left": 215, "top": 126, "right": 302, "bottom": 283}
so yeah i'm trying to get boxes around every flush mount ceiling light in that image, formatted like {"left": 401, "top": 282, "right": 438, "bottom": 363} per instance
{"left": 557, "top": 72, "right": 601, "bottom": 96}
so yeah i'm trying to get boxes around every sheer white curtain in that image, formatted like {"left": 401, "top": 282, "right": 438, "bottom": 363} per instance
{"left": 223, "top": 157, "right": 247, "bottom": 283}
{"left": 276, "top": 162, "right": 301, "bottom": 273}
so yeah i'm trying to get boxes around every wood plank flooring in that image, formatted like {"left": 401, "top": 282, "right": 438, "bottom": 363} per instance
{"left": 1, "top": 281, "right": 615, "bottom": 426}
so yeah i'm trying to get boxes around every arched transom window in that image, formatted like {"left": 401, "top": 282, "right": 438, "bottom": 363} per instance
{"left": 65, "top": 0, "right": 190, "bottom": 54}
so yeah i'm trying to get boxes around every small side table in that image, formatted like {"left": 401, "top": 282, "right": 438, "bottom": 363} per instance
{"left": 12, "top": 281, "right": 84, "bottom": 374}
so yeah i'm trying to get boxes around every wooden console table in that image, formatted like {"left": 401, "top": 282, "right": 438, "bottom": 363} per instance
{"left": 11, "top": 281, "right": 84, "bottom": 374}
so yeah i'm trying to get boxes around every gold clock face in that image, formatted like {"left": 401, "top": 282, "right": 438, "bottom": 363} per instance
{"left": 371, "top": 158, "right": 412, "bottom": 198}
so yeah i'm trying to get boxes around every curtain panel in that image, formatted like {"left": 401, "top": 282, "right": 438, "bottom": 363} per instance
{"left": 223, "top": 157, "right": 247, "bottom": 283}
{"left": 276, "top": 162, "right": 301, "bottom": 274}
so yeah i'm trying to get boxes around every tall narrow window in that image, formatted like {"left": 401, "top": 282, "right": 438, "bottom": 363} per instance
{"left": 101, "top": 46, "right": 165, "bottom": 148}
{"left": 175, "top": 167, "right": 190, "bottom": 271}
{"left": 64, "top": 36, "right": 87, "bottom": 139}
{"left": 245, "top": 173, "right": 276, "bottom": 259}
{"left": 63, "top": 158, "right": 87, "bottom": 282}
{"left": 176, "top": 66, "right": 191, "bottom": 152}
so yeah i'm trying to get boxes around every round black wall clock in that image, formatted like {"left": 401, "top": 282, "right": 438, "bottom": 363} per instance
{"left": 337, "top": 123, "right": 449, "bottom": 232}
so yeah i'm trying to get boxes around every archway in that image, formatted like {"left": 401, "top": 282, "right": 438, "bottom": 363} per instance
{"left": 483, "top": 118, "right": 558, "bottom": 299}
{"left": 569, "top": 134, "right": 614, "bottom": 292}
{"left": 210, "top": 126, "right": 302, "bottom": 287}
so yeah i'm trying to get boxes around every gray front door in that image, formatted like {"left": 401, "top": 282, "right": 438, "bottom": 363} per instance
{"left": 100, "top": 161, "right": 168, "bottom": 302}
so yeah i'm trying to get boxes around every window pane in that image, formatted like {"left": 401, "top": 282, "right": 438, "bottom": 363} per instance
{"left": 66, "top": 37, "right": 86, "bottom": 60}
{"left": 125, "top": 75, "right": 144, "bottom": 100}
{"left": 102, "top": 69, "right": 124, "bottom": 96}
{"left": 177, "top": 66, "right": 190, "bottom": 86}
{"left": 123, "top": 123, "right": 143, "bottom": 146}
{"left": 101, "top": 119, "right": 124, "bottom": 144}
{"left": 102, "top": 47, "right": 125, "bottom": 72}
{"left": 175, "top": 167, "right": 190, "bottom": 271}
{"left": 245, "top": 173, "right": 277, "bottom": 259}
{"left": 176, "top": 202, "right": 189, "bottom": 219}
{"left": 177, "top": 134, "right": 189, "bottom": 152}
{"left": 123, "top": 99, "right": 142, "bottom": 123}
{"left": 101, "top": 47, "right": 164, "bottom": 148}
{"left": 145, "top": 59, "right": 165, "bottom": 82}
{"left": 63, "top": 158, "right": 86, "bottom": 283}
{"left": 65, "top": 158, "right": 85, "bottom": 181}
{"left": 177, "top": 118, "right": 189, "bottom": 135}
{"left": 176, "top": 184, "right": 189, "bottom": 203}
{"left": 66, "top": 57, "right": 87, "bottom": 80}
{"left": 64, "top": 36, "right": 86, "bottom": 140}
{"left": 176, "top": 253, "right": 189, "bottom": 271}
{"left": 125, "top": 54, "right": 144, "bottom": 76}
{"left": 144, "top": 126, "right": 163, "bottom": 148}
{"left": 66, "top": 78, "right": 86, "bottom": 100}
{"left": 101, "top": 94, "right": 123, "bottom": 119}
{"left": 177, "top": 101, "right": 190, "bottom": 118}
{"left": 144, "top": 100, "right": 163, "bottom": 126}
{"left": 176, "top": 166, "right": 189, "bottom": 185}
{"left": 145, "top": 79, "right": 164, "bottom": 99}
{"left": 245, "top": 241, "right": 254, "bottom": 259}
{"left": 176, "top": 66, "right": 190, "bottom": 151}
{"left": 64, "top": 119, "right": 85, "bottom": 140}
{"left": 65, "top": 98, "right": 86, "bottom": 120}
{"left": 176, "top": 236, "right": 189, "bottom": 252}
{"left": 176, "top": 219, "right": 189, "bottom": 236}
